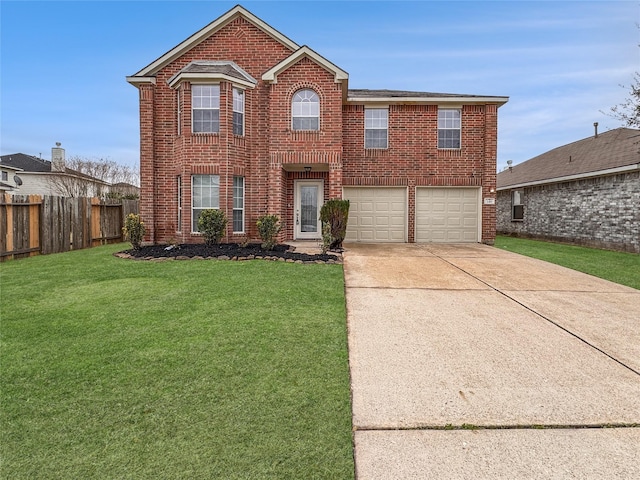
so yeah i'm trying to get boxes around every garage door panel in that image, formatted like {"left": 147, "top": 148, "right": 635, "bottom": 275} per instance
{"left": 344, "top": 188, "right": 406, "bottom": 243}
{"left": 360, "top": 216, "right": 374, "bottom": 227}
{"left": 416, "top": 188, "right": 479, "bottom": 243}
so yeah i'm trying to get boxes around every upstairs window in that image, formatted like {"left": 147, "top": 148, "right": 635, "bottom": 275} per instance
{"left": 192, "top": 85, "right": 220, "bottom": 133}
{"left": 512, "top": 189, "right": 524, "bottom": 221}
{"left": 365, "top": 108, "right": 388, "bottom": 149}
{"left": 292, "top": 89, "right": 319, "bottom": 131}
{"left": 233, "top": 88, "right": 244, "bottom": 136}
{"left": 438, "top": 109, "right": 461, "bottom": 149}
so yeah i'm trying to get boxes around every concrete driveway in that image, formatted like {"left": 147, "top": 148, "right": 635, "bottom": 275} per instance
{"left": 343, "top": 243, "right": 640, "bottom": 479}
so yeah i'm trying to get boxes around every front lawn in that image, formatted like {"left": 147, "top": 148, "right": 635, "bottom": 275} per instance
{"left": 495, "top": 236, "right": 640, "bottom": 290}
{"left": 1, "top": 244, "right": 354, "bottom": 479}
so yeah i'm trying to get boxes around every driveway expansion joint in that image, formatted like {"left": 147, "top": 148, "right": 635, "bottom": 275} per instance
{"left": 431, "top": 252, "right": 640, "bottom": 378}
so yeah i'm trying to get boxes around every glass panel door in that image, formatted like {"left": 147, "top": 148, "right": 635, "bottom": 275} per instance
{"left": 300, "top": 186, "right": 318, "bottom": 233}
{"left": 295, "top": 180, "right": 323, "bottom": 239}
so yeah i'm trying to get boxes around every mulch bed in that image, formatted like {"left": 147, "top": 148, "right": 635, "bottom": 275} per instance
{"left": 115, "top": 243, "right": 342, "bottom": 264}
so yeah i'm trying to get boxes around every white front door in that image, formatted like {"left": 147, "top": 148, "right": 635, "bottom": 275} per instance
{"left": 295, "top": 180, "right": 324, "bottom": 239}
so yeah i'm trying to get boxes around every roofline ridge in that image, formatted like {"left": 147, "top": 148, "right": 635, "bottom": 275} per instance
{"left": 128, "top": 4, "right": 299, "bottom": 80}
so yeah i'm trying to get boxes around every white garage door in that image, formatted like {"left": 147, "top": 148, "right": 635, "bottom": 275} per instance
{"left": 343, "top": 187, "right": 406, "bottom": 242}
{"left": 415, "top": 188, "right": 480, "bottom": 242}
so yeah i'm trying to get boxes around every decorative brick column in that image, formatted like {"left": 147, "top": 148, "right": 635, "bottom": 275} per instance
{"left": 482, "top": 104, "right": 498, "bottom": 244}
{"left": 138, "top": 82, "right": 155, "bottom": 244}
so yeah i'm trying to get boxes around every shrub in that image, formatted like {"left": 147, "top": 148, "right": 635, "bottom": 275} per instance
{"left": 122, "top": 213, "right": 146, "bottom": 249}
{"left": 320, "top": 199, "right": 350, "bottom": 250}
{"left": 197, "top": 209, "right": 228, "bottom": 245}
{"left": 256, "top": 214, "right": 281, "bottom": 250}
{"left": 321, "top": 221, "right": 332, "bottom": 254}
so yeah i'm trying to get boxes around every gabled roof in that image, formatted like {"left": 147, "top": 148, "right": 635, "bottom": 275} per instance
{"left": 168, "top": 61, "right": 257, "bottom": 88}
{"left": 348, "top": 89, "right": 509, "bottom": 105}
{"left": 128, "top": 5, "right": 299, "bottom": 83}
{"left": 497, "top": 128, "right": 640, "bottom": 189}
{"left": 262, "top": 46, "right": 348, "bottom": 84}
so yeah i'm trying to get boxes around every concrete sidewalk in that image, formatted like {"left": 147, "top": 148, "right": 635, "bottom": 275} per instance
{"left": 343, "top": 243, "right": 640, "bottom": 479}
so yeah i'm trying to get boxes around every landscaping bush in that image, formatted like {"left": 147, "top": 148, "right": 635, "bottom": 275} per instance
{"left": 321, "top": 221, "right": 332, "bottom": 254}
{"left": 256, "top": 214, "right": 281, "bottom": 250}
{"left": 197, "top": 209, "right": 228, "bottom": 245}
{"left": 320, "top": 199, "right": 350, "bottom": 249}
{"left": 122, "top": 213, "right": 146, "bottom": 249}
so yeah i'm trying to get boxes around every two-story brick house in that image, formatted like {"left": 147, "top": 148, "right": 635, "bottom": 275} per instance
{"left": 127, "top": 5, "right": 508, "bottom": 245}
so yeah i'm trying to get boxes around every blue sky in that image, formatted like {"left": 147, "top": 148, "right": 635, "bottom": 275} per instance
{"left": 1, "top": 1, "right": 638, "bottom": 172}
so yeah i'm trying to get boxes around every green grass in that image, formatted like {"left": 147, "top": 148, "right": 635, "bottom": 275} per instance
{"left": 495, "top": 236, "right": 640, "bottom": 290}
{"left": 1, "top": 244, "right": 354, "bottom": 479}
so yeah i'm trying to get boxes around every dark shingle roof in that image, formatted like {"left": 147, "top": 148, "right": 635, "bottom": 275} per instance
{"left": 348, "top": 89, "right": 506, "bottom": 99}
{"left": 497, "top": 128, "right": 640, "bottom": 189}
{"left": 0, "top": 153, "right": 51, "bottom": 172}
{"left": 169, "top": 61, "right": 257, "bottom": 85}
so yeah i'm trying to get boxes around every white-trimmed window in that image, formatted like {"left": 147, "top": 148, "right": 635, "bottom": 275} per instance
{"left": 365, "top": 108, "right": 388, "bottom": 149}
{"left": 192, "top": 174, "right": 220, "bottom": 232}
{"left": 177, "top": 176, "right": 182, "bottom": 231}
{"left": 233, "top": 88, "right": 244, "bottom": 136}
{"left": 438, "top": 109, "right": 461, "bottom": 149}
{"left": 512, "top": 189, "right": 524, "bottom": 221}
{"left": 292, "top": 89, "right": 319, "bottom": 131}
{"left": 233, "top": 176, "right": 244, "bottom": 233}
{"left": 192, "top": 85, "right": 220, "bottom": 133}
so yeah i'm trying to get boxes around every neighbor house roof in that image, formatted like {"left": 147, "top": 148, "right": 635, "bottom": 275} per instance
{"left": 347, "top": 89, "right": 509, "bottom": 105}
{"left": 127, "top": 4, "right": 299, "bottom": 84}
{"left": 0, "top": 153, "right": 109, "bottom": 184}
{"left": 0, "top": 153, "right": 51, "bottom": 172}
{"left": 497, "top": 128, "right": 640, "bottom": 190}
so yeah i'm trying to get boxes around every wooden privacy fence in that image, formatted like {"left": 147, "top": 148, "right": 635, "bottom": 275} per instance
{"left": 0, "top": 194, "right": 139, "bottom": 261}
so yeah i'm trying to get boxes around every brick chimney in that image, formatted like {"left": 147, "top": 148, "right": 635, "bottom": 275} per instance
{"left": 51, "top": 142, "right": 65, "bottom": 172}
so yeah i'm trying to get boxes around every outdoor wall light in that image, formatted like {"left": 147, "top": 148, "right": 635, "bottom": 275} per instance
{"left": 304, "top": 166, "right": 312, "bottom": 173}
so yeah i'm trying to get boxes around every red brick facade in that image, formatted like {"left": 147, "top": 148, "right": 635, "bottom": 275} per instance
{"left": 128, "top": 6, "right": 507, "bottom": 245}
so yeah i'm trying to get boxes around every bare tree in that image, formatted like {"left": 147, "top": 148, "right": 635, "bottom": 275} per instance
{"left": 48, "top": 156, "right": 139, "bottom": 198}
{"left": 608, "top": 72, "right": 640, "bottom": 128}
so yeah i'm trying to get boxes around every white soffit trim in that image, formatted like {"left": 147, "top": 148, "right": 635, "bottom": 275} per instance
{"left": 168, "top": 73, "right": 257, "bottom": 89}
{"left": 126, "top": 76, "right": 157, "bottom": 86}
{"left": 497, "top": 163, "right": 640, "bottom": 191}
{"left": 347, "top": 96, "right": 509, "bottom": 106}
{"left": 131, "top": 5, "right": 299, "bottom": 78}
{"left": 262, "top": 46, "right": 349, "bottom": 84}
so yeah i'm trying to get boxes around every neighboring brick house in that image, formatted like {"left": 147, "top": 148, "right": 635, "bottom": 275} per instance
{"left": 497, "top": 127, "right": 640, "bottom": 253}
{"left": 127, "top": 5, "right": 508, "bottom": 245}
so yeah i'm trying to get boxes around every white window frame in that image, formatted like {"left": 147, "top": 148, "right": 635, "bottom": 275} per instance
{"left": 292, "top": 89, "right": 320, "bottom": 131}
{"left": 192, "top": 84, "right": 220, "bottom": 134}
{"left": 233, "top": 176, "right": 244, "bottom": 233}
{"left": 364, "top": 108, "right": 388, "bottom": 149}
{"left": 232, "top": 88, "right": 244, "bottom": 136}
{"left": 1, "top": 171, "right": 7, "bottom": 182}
{"left": 438, "top": 108, "right": 461, "bottom": 149}
{"left": 191, "top": 174, "right": 220, "bottom": 233}
{"left": 512, "top": 189, "right": 524, "bottom": 221}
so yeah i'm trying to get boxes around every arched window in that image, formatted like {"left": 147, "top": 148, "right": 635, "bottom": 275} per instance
{"left": 291, "top": 89, "right": 319, "bottom": 131}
